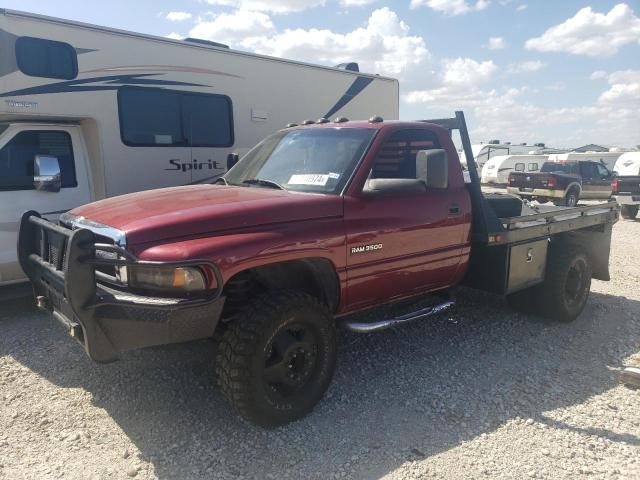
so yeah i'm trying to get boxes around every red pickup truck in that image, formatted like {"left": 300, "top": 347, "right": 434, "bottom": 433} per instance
{"left": 19, "top": 112, "right": 619, "bottom": 427}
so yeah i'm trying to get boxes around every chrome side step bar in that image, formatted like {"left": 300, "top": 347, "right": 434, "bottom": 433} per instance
{"left": 341, "top": 299, "right": 455, "bottom": 333}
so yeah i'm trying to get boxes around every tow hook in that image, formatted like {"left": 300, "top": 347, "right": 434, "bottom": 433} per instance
{"left": 36, "top": 295, "right": 52, "bottom": 312}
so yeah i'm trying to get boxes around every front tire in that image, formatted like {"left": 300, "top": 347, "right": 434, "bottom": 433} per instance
{"left": 538, "top": 247, "right": 592, "bottom": 322}
{"left": 621, "top": 205, "right": 639, "bottom": 219}
{"left": 216, "top": 290, "right": 336, "bottom": 427}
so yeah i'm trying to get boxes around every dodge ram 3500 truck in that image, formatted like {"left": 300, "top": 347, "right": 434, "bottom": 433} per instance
{"left": 19, "top": 112, "right": 619, "bottom": 427}
{"left": 507, "top": 160, "right": 615, "bottom": 207}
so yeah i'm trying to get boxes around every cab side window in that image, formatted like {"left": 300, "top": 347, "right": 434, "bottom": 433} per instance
{"left": 580, "top": 162, "right": 598, "bottom": 179}
{"left": 370, "top": 129, "right": 440, "bottom": 180}
{"left": 0, "top": 131, "right": 77, "bottom": 191}
{"left": 596, "top": 164, "right": 610, "bottom": 177}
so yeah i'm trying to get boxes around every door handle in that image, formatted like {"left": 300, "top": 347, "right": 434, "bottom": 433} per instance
{"left": 448, "top": 204, "right": 460, "bottom": 215}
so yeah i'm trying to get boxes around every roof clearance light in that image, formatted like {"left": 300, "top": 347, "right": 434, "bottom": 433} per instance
{"left": 302, "top": 119, "right": 315, "bottom": 125}
{"left": 334, "top": 117, "right": 349, "bottom": 123}
{"left": 316, "top": 117, "right": 330, "bottom": 124}
{"left": 285, "top": 123, "right": 298, "bottom": 128}
{"left": 369, "top": 115, "right": 383, "bottom": 123}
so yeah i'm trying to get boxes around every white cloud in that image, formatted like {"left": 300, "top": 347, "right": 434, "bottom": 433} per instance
{"left": 240, "top": 7, "right": 430, "bottom": 77}
{"left": 442, "top": 57, "right": 496, "bottom": 86}
{"left": 525, "top": 3, "right": 640, "bottom": 57}
{"left": 204, "top": 0, "right": 325, "bottom": 13}
{"left": 410, "top": 0, "right": 490, "bottom": 15}
{"left": 507, "top": 60, "right": 546, "bottom": 73}
{"left": 166, "top": 32, "right": 183, "bottom": 40}
{"left": 590, "top": 70, "right": 607, "bottom": 80}
{"left": 166, "top": 11, "right": 192, "bottom": 21}
{"left": 486, "top": 36, "right": 506, "bottom": 49}
{"left": 598, "top": 70, "right": 640, "bottom": 106}
{"left": 404, "top": 71, "right": 639, "bottom": 147}
{"left": 189, "top": 10, "right": 275, "bottom": 44}
{"left": 339, "top": 0, "right": 377, "bottom": 5}
{"left": 516, "top": 4, "right": 527, "bottom": 11}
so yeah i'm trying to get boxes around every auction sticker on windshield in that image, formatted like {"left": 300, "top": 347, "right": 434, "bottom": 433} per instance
{"left": 288, "top": 174, "right": 330, "bottom": 186}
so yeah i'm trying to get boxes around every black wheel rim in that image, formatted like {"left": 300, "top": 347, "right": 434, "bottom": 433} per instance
{"left": 564, "top": 259, "right": 587, "bottom": 308}
{"left": 263, "top": 323, "right": 319, "bottom": 398}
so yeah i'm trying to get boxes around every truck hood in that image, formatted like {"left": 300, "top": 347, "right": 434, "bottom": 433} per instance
{"left": 69, "top": 185, "right": 343, "bottom": 245}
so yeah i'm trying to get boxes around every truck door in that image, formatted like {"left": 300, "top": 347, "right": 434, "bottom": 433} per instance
{"left": 594, "top": 163, "right": 614, "bottom": 198}
{"left": 579, "top": 162, "right": 607, "bottom": 198}
{"left": 343, "top": 129, "right": 469, "bottom": 310}
{"left": 0, "top": 125, "right": 91, "bottom": 283}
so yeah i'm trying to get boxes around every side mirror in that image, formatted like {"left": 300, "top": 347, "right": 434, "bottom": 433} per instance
{"left": 34, "top": 155, "right": 61, "bottom": 192}
{"left": 227, "top": 153, "right": 239, "bottom": 170}
{"left": 416, "top": 149, "right": 448, "bottom": 189}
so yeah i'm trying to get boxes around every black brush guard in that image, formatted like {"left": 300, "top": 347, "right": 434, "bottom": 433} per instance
{"left": 18, "top": 211, "right": 225, "bottom": 363}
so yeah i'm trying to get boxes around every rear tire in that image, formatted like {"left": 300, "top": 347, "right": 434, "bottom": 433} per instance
{"left": 216, "top": 290, "right": 336, "bottom": 428}
{"left": 554, "top": 188, "right": 579, "bottom": 207}
{"left": 621, "top": 205, "right": 639, "bottom": 219}
{"left": 537, "top": 246, "right": 592, "bottom": 322}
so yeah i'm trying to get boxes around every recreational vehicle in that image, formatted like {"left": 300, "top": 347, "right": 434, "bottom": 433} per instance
{"left": 459, "top": 142, "right": 547, "bottom": 173}
{"left": 0, "top": 9, "right": 399, "bottom": 284}
{"left": 547, "top": 152, "right": 623, "bottom": 172}
{"left": 481, "top": 154, "right": 549, "bottom": 185}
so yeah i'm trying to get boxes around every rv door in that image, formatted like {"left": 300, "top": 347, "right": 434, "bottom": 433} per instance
{"left": 0, "top": 125, "right": 92, "bottom": 284}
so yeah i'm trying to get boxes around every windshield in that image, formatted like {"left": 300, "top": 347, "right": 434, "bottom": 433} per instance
{"left": 224, "top": 127, "right": 376, "bottom": 194}
{"left": 540, "top": 162, "right": 577, "bottom": 174}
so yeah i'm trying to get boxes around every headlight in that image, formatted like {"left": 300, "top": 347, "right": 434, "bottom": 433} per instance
{"left": 120, "top": 265, "right": 207, "bottom": 293}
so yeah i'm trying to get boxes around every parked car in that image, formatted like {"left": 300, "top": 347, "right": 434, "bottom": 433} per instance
{"left": 0, "top": 8, "right": 398, "bottom": 285}
{"left": 612, "top": 152, "right": 640, "bottom": 219}
{"left": 507, "top": 160, "right": 614, "bottom": 206}
{"left": 19, "top": 112, "right": 618, "bottom": 427}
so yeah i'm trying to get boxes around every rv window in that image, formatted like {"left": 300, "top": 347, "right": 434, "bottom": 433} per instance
{"left": 15, "top": 37, "right": 78, "bottom": 80}
{"left": 515, "top": 163, "right": 525, "bottom": 172}
{"left": 118, "top": 87, "right": 233, "bottom": 147}
{"left": 528, "top": 163, "right": 538, "bottom": 171}
{"left": 182, "top": 94, "right": 233, "bottom": 147}
{"left": 0, "top": 130, "right": 77, "bottom": 191}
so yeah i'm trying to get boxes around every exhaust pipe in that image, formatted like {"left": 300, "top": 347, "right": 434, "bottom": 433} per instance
{"left": 341, "top": 299, "right": 454, "bottom": 333}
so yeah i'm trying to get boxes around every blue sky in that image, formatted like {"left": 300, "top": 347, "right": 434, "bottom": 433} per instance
{"left": 6, "top": 0, "right": 639, "bottom": 147}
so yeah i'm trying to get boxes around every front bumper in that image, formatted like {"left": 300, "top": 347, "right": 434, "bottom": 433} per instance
{"left": 18, "top": 211, "right": 225, "bottom": 363}
{"left": 506, "top": 187, "right": 565, "bottom": 199}
{"left": 613, "top": 194, "right": 640, "bottom": 206}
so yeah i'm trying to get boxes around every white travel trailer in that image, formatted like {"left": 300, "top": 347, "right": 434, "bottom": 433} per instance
{"left": 0, "top": 9, "right": 399, "bottom": 284}
{"left": 481, "top": 154, "right": 549, "bottom": 185}
{"left": 613, "top": 151, "right": 640, "bottom": 176}
{"left": 460, "top": 142, "right": 550, "bottom": 173}
{"left": 547, "top": 152, "right": 623, "bottom": 172}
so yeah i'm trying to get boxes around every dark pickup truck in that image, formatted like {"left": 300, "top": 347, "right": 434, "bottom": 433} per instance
{"left": 507, "top": 160, "right": 614, "bottom": 207}
{"left": 18, "top": 112, "right": 619, "bottom": 427}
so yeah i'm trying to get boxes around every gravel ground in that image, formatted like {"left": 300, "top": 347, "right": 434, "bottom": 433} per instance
{"left": 1, "top": 218, "right": 639, "bottom": 480}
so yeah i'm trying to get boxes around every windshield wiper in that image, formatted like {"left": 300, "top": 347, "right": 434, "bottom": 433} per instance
{"left": 242, "top": 178, "right": 284, "bottom": 190}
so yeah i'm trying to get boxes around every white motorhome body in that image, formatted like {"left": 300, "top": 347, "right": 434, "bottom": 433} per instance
{"left": 613, "top": 152, "right": 640, "bottom": 176}
{"left": 0, "top": 9, "right": 399, "bottom": 284}
{"left": 547, "top": 152, "right": 623, "bottom": 172}
{"left": 481, "top": 154, "right": 549, "bottom": 185}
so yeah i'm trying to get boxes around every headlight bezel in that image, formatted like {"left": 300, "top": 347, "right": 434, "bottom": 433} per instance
{"left": 116, "top": 264, "right": 212, "bottom": 297}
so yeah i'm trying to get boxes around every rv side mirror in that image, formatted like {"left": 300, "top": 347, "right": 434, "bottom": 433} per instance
{"left": 34, "top": 155, "right": 61, "bottom": 192}
{"left": 227, "top": 153, "right": 239, "bottom": 170}
{"left": 416, "top": 149, "right": 448, "bottom": 189}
